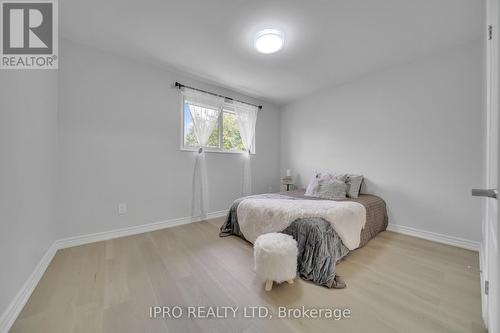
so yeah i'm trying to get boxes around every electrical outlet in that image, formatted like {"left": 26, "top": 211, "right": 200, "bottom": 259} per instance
{"left": 118, "top": 203, "right": 127, "bottom": 215}
{"left": 268, "top": 186, "right": 273, "bottom": 192}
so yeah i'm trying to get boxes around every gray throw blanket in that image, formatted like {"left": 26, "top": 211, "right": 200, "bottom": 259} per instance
{"left": 219, "top": 193, "right": 350, "bottom": 288}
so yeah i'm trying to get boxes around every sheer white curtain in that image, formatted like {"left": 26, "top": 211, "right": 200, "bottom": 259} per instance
{"left": 182, "top": 87, "right": 224, "bottom": 219}
{"left": 233, "top": 101, "right": 258, "bottom": 196}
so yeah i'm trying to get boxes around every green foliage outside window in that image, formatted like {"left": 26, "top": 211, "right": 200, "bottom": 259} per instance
{"left": 222, "top": 112, "right": 245, "bottom": 151}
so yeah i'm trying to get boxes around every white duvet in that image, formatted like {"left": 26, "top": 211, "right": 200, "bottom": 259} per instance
{"left": 237, "top": 198, "right": 367, "bottom": 250}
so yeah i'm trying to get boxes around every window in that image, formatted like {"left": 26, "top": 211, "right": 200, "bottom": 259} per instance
{"left": 182, "top": 100, "right": 252, "bottom": 153}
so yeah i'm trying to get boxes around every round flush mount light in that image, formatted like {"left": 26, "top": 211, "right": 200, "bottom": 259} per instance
{"left": 254, "top": 29, "right": 284, "bottom": 54}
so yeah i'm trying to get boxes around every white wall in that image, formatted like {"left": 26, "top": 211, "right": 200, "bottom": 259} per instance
{"left": 280, "top": 40, "right": 484, "bottom": 242}
{"left": 58, "top": 39, "right": 281, "bottom": 238}
{"left": 0, "top": 71, "right": 58, "bottom": 315}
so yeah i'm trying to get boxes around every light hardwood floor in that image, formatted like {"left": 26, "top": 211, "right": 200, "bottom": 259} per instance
{"left": 11, "top": 218, "right": 485, "bottom": 333}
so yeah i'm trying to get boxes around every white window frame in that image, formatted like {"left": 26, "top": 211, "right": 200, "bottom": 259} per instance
{"left": 179, "top": 96, "right": 256, "bottom": 155}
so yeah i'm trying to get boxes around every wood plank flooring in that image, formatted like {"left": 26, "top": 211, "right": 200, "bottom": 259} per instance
{"left": 10, "top": 218, "right": 485, "bottom": 333}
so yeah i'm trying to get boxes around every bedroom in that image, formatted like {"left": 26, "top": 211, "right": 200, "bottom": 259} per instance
{"left": 0, "top": 0, "right": 498, "bottom": 332}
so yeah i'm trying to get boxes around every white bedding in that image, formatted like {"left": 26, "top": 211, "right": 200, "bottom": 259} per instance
{"left": 236, "top": 198, "right": 367, "bottom": 250}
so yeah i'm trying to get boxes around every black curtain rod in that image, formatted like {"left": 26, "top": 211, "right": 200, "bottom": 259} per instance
{"left": 174, "top": 82, "right": 263, "bottom": 110}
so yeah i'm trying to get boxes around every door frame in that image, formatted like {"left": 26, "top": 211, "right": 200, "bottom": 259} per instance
{"left": 482, "top": 0, "right": 500, "bottom": 331}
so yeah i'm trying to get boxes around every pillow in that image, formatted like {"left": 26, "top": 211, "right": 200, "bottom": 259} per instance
{"left": 318, "top": 172, "right": 348, "bottom": 182}
{"left": 304, "top": 175, "right": 320, "bottom": 197}
{"left": 304, "top": 177, "right": 319, "bottom": 197}
{"left": 346, "top": 175, "right": 363, "bottom": 198}
{"left": 317, "top": 179, "right": 347, "bottom": 200}
{"left": 305, "top": 172, "right": 347, "bottom": 197}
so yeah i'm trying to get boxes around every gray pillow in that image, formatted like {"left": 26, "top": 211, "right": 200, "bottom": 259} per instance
{"left": 317, "top": 179, "right": 347, "bottom": 200}
{"left": 346, "top": 175, "right": 363, "bottom": 198}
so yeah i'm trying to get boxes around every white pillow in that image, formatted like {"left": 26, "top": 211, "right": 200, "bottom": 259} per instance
{"left": 304, "top": 174, "right": 321, "bottom": 197}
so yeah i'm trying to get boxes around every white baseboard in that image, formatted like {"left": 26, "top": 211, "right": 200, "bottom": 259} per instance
{"left": 55, "top": 209, "right": 228, "bottom": 249}
{"left": 387, "top": 223, "right": 480, "bottom": 251}
{"left": 0, "top": 209, "right": 228, "bottom": 333}
{"left": 0, "top": 242, "right": 58, "bottom": 333}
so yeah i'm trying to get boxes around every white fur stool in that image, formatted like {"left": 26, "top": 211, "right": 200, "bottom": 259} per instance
{"left": 254, "top": 233, "right": 298, "bottom": 291}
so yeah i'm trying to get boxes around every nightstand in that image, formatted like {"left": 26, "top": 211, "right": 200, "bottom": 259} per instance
{"left": 282, "top": 177, "right": 294, "bottom": 191}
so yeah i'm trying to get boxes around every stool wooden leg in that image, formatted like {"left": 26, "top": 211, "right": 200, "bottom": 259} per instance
{"left": 287, "top": 279, "right": 294, "bottom": 284}
{"left": 265, "top": 279, "right": 273, "bottom": 291}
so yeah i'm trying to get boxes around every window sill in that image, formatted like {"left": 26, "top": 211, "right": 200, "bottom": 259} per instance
{"left": 180, "top": 147, "right": 255, "bottom": 155}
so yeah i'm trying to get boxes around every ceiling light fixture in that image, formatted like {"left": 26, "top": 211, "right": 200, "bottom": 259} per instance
{"left": 254, "top": 29, "right": 284, "bottom": 54}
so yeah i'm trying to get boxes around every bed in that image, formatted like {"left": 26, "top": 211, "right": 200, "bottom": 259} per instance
{"left": 219, "top": 189, "right": 388, "bottom": 288}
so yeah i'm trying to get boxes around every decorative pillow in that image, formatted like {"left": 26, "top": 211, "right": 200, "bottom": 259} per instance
{"left": 346, "top": 175, "right": 363, "bottom": 198}
{"left": 317, "top": 179, "right": 347, "bottom": 200}
{"left": 304, "top": 174, "right": 321, "bottom": 197}
{"left": 318, "top": 173, "right": 348, "bottom": 183}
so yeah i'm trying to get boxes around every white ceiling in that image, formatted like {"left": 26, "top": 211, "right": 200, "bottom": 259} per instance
{"left": 61, "top": 0, "right": 484, "bottom": 105}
